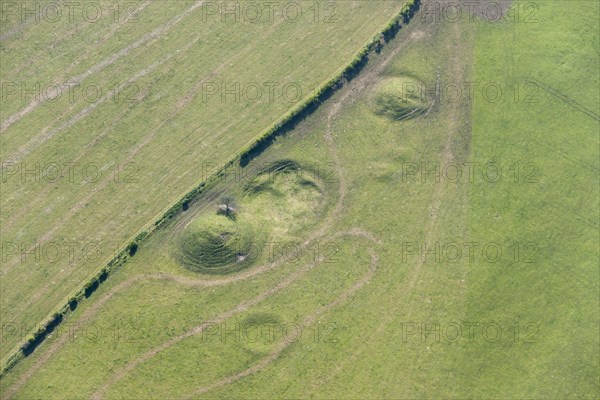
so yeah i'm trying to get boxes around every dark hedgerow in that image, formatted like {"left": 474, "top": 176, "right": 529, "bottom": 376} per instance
{"left": 239, "top": 0, "right": 420, "bottom": 166}
{"left": 98, "top": 270, "right": 109, "bottom": 283}
{"left": 20, "top": 313, "right": 63, "bottom": 356}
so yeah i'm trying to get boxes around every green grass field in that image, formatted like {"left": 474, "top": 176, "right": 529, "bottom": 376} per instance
{"left": 460, "top": 1, "right": 599, "bottom": 396}
{"left": 0, "top": 0, "right": 598, "bottom": 398}
{"left": 0, "top": 0, "right": 409, "bottom": 365}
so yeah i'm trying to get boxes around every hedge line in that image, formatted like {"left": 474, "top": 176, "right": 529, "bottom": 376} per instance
{"left": 0, "top": 0, "right": 420, "bottom": 377}
{"left": 238, "top": 0, "right": 420, "bottom": 165}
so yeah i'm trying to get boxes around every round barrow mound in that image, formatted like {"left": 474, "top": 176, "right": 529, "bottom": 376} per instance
{"left": 241, "top": 160, "right": 326, "bottom": 239}
{"left": 371, "top": 76, "right": 428, "bottom": 121}
{"left": 176, "top": 160, "right": 328, "bottom": 275}
{"left": 178, "top": 214, "right": 257, "bottom": 274}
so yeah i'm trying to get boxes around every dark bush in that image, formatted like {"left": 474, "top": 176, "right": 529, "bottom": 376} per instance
{"left": 21, "top": 313, "right": 63, "bottom": 356}
{"left": 84, "top": 280, "right": 99, "bottom": 298}
{"left": 128, "top": 243, "right": 138, "bottom": 257}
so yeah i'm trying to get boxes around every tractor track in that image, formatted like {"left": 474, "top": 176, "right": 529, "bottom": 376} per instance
{"left": 524, "top": 77, "right": 600, "bottom": 122}
{"left": 0, "top": 0, "right": 207, "bottom": 135}
{"left": 89, "top": 230, "right": 378, "bottom": 400}
{"left": 87, "top": 10, "right": 427, "bottom": 394}
{"left": 305, "top": 9, "right": 473, "bottom": 394}
{"left": 1, "top": 17, "right": 289, "bottom": 276}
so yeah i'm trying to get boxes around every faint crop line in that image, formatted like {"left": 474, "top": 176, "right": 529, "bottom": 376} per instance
{"left": 0, "top": 106, "right": 131, "bottom": 234}
{"left": 1, "top": 29, "right": 212, "bottom": 273}
{"left": 2, "top": 10, "right": 284, "bottom": 229}
{"left": 1, "top": 16, "right": 286, "bottom": 236}
{"left": 524, "top": 77, "right": 600, "bottom": 122}
{"left": 60, "top": 1, "right": 153, "bottom": 79}
{"left": 3, "top": 1, "right": 151, "bottom": 81}
{"left": 0, "top": 11, "right": 40, "bottom": 41}
{"left": 0, "top": 26, "right": 205, "bottom": 235}
{"left": 2, "top": 53, "right": 172, "bottom": 166}
{"left": 0, "top": 52, "right": 177, "bottom": 274}
{"left": 0, "top": 0, "right": 206, "bottom": 134}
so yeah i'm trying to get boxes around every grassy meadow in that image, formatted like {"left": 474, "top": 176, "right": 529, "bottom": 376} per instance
{"left": 0, "top": 0, "right": 408, "bottom": 364}
{"left": 0, "top": 0, "right": 597, "bottom": 399}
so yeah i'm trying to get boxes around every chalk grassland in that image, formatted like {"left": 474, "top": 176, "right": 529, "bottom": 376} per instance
{"left": 204, "top": 1, "right": 600, "bottom": 396}
{"left": 0, "top": 0, "right": 406, "bottom": 363}
{"left": 0, "top": 1, "right": 597, "bottom": 399}
{"left": 0, "top": 4, "right": 471, "bottom": 398}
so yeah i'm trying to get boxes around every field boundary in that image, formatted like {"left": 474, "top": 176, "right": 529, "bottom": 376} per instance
{"left": 0, "top": 0, "right": 420, "bottom": 377}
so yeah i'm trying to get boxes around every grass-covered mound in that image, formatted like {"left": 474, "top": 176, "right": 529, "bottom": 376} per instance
{"left": 242, "top": 160, "right": 326, "bottom": 240}
{"left": 370, "top": 76, "right": 428, "bottom": 120}
{"left": 177, "top": 160, "right": 328, "bottom": 275}
{"left": 178, "top": 214, "right": 258, "bottom": 274}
